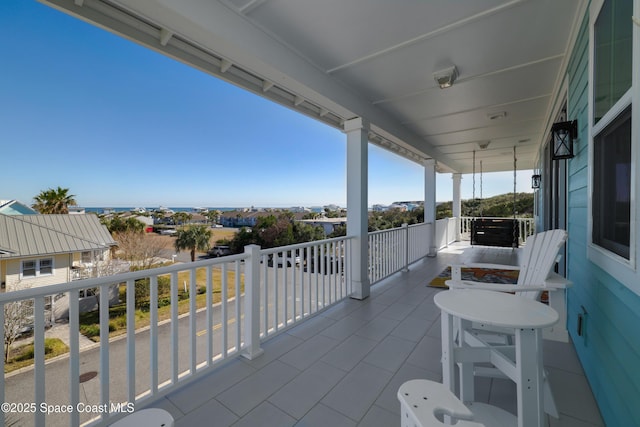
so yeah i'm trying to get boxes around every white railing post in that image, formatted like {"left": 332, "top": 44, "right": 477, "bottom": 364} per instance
{"left": 402, "top": 223, "right": 410, "bottom": 272}
{"left": 242, "top": 244, "right": 264, "bottom": 360}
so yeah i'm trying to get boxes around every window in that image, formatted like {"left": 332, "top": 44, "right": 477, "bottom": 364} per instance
{"left": 588, "top": 0, "right": 638, "bottom": 292}
{"left": 39, "top": 258, "right": 53, "bottom": 275}
{"left": 593, "top": 0, "right": 633, "bottom": 123}
{"left": 593, "top": 106, "right": 632, "bottom": 258}
{"left": 21, "top": 258, "right": 54, "bottom": 278}
{"left": 81, "top": 251, "right": 92, "bottom": 263}
{"left": 22, "top": 260, "right": 36, "bottom": 277}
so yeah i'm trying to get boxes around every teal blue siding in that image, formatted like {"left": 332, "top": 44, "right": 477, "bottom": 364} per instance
{"left": 565, "top": 8, "right": 640, "bottom": 427}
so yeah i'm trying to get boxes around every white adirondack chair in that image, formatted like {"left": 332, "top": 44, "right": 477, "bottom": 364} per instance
{"left": 444, "top": 229, "right": 571, "bottom": 419}
{"left": 446, "top": 228, "right": 571, "bottom": 342}
{"left": 398, "top": 379, "right": 516, "bottom": 427}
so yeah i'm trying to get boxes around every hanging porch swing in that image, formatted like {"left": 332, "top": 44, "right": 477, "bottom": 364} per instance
{"left": 470, "top": 147, "right": 520, "bottom": 248}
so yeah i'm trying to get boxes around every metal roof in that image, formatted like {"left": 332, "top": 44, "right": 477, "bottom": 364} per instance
{"left": 0, "top": 214, "right": 116, "bottom": 259}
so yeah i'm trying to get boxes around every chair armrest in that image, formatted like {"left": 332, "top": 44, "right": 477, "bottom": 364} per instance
{"left": 445, "top": 279, "right": 561, "bottom": 293}
{"left": 544, "top": 272, "right": 573, "bottom": 289}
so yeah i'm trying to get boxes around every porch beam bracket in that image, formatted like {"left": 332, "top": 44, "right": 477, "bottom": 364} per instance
{"left": 220, "top": 59, "right": 233, "bottom": 73}
{"left": 159, "top": 28, "right": 173, "bottom": 46}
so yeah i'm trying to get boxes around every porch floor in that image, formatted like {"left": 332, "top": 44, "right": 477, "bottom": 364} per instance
{"left": 149, "top": 242, "right": 605, "bottom": 427}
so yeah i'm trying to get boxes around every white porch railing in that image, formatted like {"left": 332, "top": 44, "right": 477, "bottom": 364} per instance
{"left": 368, "top": 222, "right": 431, "bottom": 284}
{"left": 460, "top": 216, "right": 536, "bottom": 244}
{"left": 1, "top": 222, "right": 442, "bottom": 426}
{"left": 0, "top": 236, "right": 353, "bottom": 427}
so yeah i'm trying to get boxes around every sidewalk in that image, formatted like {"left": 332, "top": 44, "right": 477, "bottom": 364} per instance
{"left": 45, "top": 322, "right": 97, "bottom": 351}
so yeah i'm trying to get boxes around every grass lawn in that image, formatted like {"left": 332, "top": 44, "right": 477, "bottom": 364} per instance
{"left": 79, "top": 265, "right": 244, "bottom": 341}
{"left": 4, "top": 338, "right": 68, "bottom": 373}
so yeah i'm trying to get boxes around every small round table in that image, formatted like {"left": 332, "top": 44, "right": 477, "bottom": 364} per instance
{"left": 110, "top": 408, "right": 174, "bottom": 427}
{"left": 434, "top": 289, "right": 558, "bottom": 427}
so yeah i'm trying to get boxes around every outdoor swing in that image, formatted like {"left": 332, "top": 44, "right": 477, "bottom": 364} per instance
{"left": 470, "top": 147, "right": 519, "bottom": 248}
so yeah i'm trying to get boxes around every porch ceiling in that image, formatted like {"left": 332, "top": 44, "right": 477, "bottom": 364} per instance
{"left": 43, "top": 0, "right": 585, "bottom": 173}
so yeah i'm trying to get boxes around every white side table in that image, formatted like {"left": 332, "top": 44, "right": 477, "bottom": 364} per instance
{"left": 434, "top": 290, "right": 558, "bottom": 427}
{"left": 110, "top": 408, "right": 174, "bottom": 427}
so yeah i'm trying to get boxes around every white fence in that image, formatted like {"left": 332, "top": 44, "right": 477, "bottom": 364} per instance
{"left": 0, "top": 236, "right": 353, "bottom": 427}
{"left": 368, "top": 222, "right": 431, "bottom": 284}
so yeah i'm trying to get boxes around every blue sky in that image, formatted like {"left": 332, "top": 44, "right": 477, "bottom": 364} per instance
{"left": 1, "top": 0, "right": 532, "bottom": 208}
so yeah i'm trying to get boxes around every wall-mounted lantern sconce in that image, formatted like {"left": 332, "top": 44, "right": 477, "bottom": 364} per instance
{"left": 531, "top": 174, "right": 541, "bottom": 189}
{"left": 551, "top": 120, "right": 577, "bottom": 160}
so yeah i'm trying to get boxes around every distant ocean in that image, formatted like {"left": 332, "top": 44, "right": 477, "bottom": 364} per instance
{"left": 84, "top": 207, "right": 240, "bottom": 214}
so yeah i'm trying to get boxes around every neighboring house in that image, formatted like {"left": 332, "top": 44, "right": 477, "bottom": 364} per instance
{"left": 299, "top": 217, "right": 347, "bottom": 235}
{"left": 0, "top": 213, "right": 127, "bottom": 292}
{"left": 0, "top": 199, "right": 37, "bottom": 215}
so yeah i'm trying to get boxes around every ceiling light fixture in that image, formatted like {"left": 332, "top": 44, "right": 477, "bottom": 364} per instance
{"left": 433, "top": 66, "right": 458, "bottom": 89}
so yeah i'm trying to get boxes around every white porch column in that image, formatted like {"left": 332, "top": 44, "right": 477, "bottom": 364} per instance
{"left": 344, "top": 117, "right": 370, "bottom": 300}
{"left": 424, "top": 159, "right": 437, "bottom": 257}
{"left": 452, "top": 173, "right": 462, "bottom": 241}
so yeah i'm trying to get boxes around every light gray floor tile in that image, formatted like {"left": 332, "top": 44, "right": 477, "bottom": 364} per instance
{"left": 231, "top": 402, "right": 296, "bottom": 427}
{"left": 378, "top": 301, "right": 416, "bottom": 321}
{"left": 320, "top": 314, "right": 368, "bottom": 341}
{"left": 543, "top": 339, "right": 583, "bottom": 374}
{"left": 405, "top": 334, "right": 443, "bottom": 375}
{"left": 166, "top": 359, "right": 255, "bottom": 413}
{"left": 363, "top": 335, "right": 416, "bottom": 373}
{"left": 216, "top": 360, "right": 300, "bottom": 417}
{"left": 321, "top": 362, "right": 393, "bottom": 421}
{"left": 358, "top": 404, "right": 398, "bottom": 427}
{"left": 269, "top": 361, "right": 346, "bottom": 419}
{"left": 348, "top": 301, "right": 392, "bottom": 321}
{"left": 390, "top": 313, "right": 433, "bottom": 342}
{"left": 279, "top": 334, "right": 340, "bottom": 371}
{"left": 286, "top": 314, "right": 337, "bottom": 340}
{"left": 354, "top": 316, "right": 400, "bottom": 341}
{"left": 242, "top": 332, "right": 304, "bottom": 370}
{"left": 175, "top": 398, "right": 237, "bottom": 427}
{"left": 294, "top": 403, "right": 356, "bottom": 427}
{"left": 320, "top": 335, "right": 378, "bottom": 371}
{"left": 547, "top": 367, "right": 604, "bottom": 426}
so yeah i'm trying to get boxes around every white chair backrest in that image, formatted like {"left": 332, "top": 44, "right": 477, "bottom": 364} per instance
{"left": 515, "top": 229, "right": 568, "bottom": 299}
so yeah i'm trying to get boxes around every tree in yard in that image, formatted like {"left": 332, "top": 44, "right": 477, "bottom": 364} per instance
{"left": 32, "top": 186, "right": 77, "bottom": 214}
{"left": 114, "top": 230, "right": 168, "bottom": 270}
{"left": 174, "top": 225, "right": 212, "bottom": 262}
{"left": 101, "top": 215, "right": 145, "bottom": 234}
{"left": 3, "top": 283, "right": 33, "bottom": 363}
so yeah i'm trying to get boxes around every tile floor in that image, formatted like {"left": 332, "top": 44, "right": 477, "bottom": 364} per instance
{"left": 147, "top": 243, "right": 605, "bottom": 427}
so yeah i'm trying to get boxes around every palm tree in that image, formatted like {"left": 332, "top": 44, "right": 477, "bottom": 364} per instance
{"left": 32, "top": 187, "right": 77, "bottom": 214}
{"left": 174, "top": 225, "right": 212, "bottom": 262}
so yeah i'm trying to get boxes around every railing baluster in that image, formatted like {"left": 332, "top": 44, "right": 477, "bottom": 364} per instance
{"left": 262, "top": 255, "right": 269, "bottom": 338}
{"left": 68, "top": 289, "right": 80, "bottom": 427}
{"left": 150, "top": 275, "right": 159, "bottom": 393}
{"left": 234, "top": 260, "right": 241, "bottom": 353}
{"left": 34, "top": 297, "right": 45, "bottom": 426}
{"left": 206, "top": 265, "right": 213, "bottom": 365}
{"left": 170, "top": 271, "right": 179, "bottom": 385}
{"left": 99, "top": 285, "right": 110, "bottom": 421}
{"left": 189, "top": 269, "right": 196, "bottom": 373}
{"left": 221, "top": 263, "right": 228, "bottom": 358}
{"left": 292, "top": 251, "right": 297, "bottom": 322}
{"left": 273, "top": 254, "right": 279, "bottom": 333}
{"left": 125, "top": 280, "right": 135, "bottom": 403}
